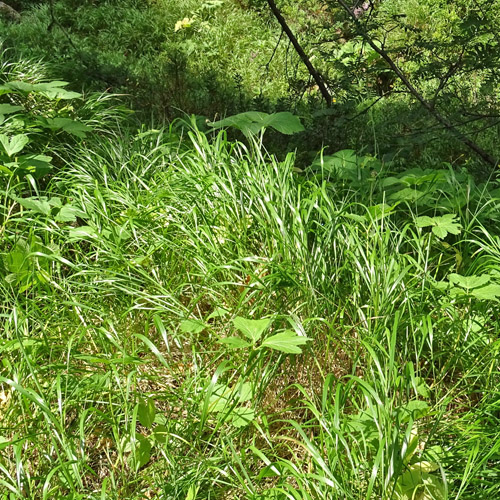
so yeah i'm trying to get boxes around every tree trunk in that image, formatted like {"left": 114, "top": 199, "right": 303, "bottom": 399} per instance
{"left": 0, "top": 2, "right": 21, "bottom": 22}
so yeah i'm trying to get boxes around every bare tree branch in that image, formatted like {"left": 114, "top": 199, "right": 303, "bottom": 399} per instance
{"left": 266, "top": 0, "right": 332, "bottom": 106}
{"left": 335, "top": 0, "right": 498, "bottom": 168}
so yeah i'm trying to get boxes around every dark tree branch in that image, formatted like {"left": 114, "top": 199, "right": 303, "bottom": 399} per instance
{"left": 335, "top": 0, "right": 498, "bottom": 168}
{"left": 266, "top": 0, "right": 332, "bottom": 106}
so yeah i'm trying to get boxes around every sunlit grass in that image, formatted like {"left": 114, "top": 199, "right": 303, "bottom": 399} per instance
{"left": 1, "top": 91, "right": 500, "bottom": 499}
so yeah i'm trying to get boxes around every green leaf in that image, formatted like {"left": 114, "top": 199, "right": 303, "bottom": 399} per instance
{"left": 4, "top": 81, "right": 36, "bottom": 93}
{"left": 39, "top": 88, "right": 82, "bottom": 100}
{"left": 15, "top": 154, "right": 53, "bottom": 178}
{"left": 260, "top": 330, "right": 311, "bottom": 354}
{"left": 14, "top": 196, "right": 51, "bottom": 215}
{"left": 5, "top": 242, "right": 29, "bottom": 275}
{"left": 218, "top": 337, "right": 251, "bottom": 349}
{"left": 208, "top": 111, "right": 304, "bottom": 136}
{"left": 414, "top": 377, "right": 430, "bottom": 398}
{"left": 153, "top": 424, "right": 168, "bottom": 444}
{"left": 2, "top": 80, "right": 81, "bottom": 99}
{"left": 134, "top": 434, "right": 152, "bottom": 469}
{"left": 416, "top": 214, "right": 462, "bottom": 239}
{"left": 55, "top": 204, "right": 85, "bottom": 222}
{"left": 0, "top": 104, "right": 23, "bottom": 114}
{"left": 471, "top": 283, "right": 500, "bottom": 301}
{"left": 180, "top": 319, "right": 206, "bottom": 334}
{"left": 206, "top": 307, "right": 230, "bottom": 320}
{"left": 232, "top": 317, "right": 271, "bottom": 343}
{"left": 0, "top": 435, "right": 12, "bottom": 451}
{"left": 237, "top": 382, "right": 253, "bottom": 402}
{"left": 48, "top": 197, "right": 62, "bottom": 208}
{"left": 0, "top": 134, "right": 29, "bottom": 157}
{"left": 398, "top": 400, "right": 429, "bottom": 422}
{"left": 395, "top": 465, "right": 446, "bottom": 500}
{"left": 261, "top": 112, "right": 305, "bottom": 135}
{"left": 230, "top": 407, "right": 255, "bottom": 428}
{"left": 138, "top": 398, "right": 156, "bottom": 429}
{"left": 208, "top": 383, "right": 232, "bottom": 413}
{"left": 366, "top": 203, "right": 395, "bottom": 221}
{"left": 68, "top": 226, "right": 98, "bottom": 240}
{"left": 389, "top": 188, "right": 426, "bottom": 203}
{"left": 448, "top": 273, "right": 490, "bottom": 290}
{"left": 185, "top": 485, "right": 199, "bottom": 500}
{"left": 44, "top": 117, "right": 91, "bottom": 137}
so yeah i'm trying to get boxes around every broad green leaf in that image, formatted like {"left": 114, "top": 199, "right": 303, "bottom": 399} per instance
{"left": 218, "top": 337, "right": 251, "bottom": 349}
{"left": 0, "top": 104, "right": 23, "bottom": 114}
{"left": 208, "top": 111, "right": 264, "bottom": 135}
{"left": 208, "top": 111, "right": 304, "bottom": 136}
{"left": 4, "top": 81, "right": 37, "bottom": 93}
{"left": 347, "top": 411, "right": 379, "bottom": 443}
{"left": 14, "top": 196, "right": 51, "bottom": 215}
{"left": 232, "top": 317, "right": 271, "bottom": 343}
{"left": 48, "top": 197, "right": 62, "bottom": 208}
{"left": 5, "top": 243, "right": 29, "bottom": 275}
{"left": 448, "top": 273, "right": 490, "bottom": 290}
{"left": 471, "top": 283, "right": 500, "bottom": 300}
{"left": 35, "top": 80, "right": 69, "bottom": 89}
{"left": 15, "top": 154, "right": 53, "bottom": 178}
{"left": 237, "top": 382, "right": 253, "bottom": 402}
{"left": 208, "top": 383, "right": 232, "bottom": 413}
{"left": 389, "top": 187, "right": 426, "bottom": 203}
{"left": 39, "top": 88, "right": 82, "bottom": 100}
{"left": 0, "top": 436, "right": 11, "bottom": 451}
{"left": 398, "top": 400, "right": 429, "bottom": 422}
{"left": 113, "top": 225, "right": 131, "bottom": 242}
{"left": 230, "top": 407, "right": 255, "bottom": 428}
{"left": 44, "top": 117, "right": 91, "bottom": 137}
{"left": 0, "top": 134, "right": 29, "bottom": 157}
{"left": 138, "top": 398, "right": 156, "bottom": 429}
{"left": 261, "top": 112, "right": 305, "bottom": 135}
{"left": 414, "top": 377, "right": 430, "bottom": 398}
{"left": 134, "top": 434, "right": 152, "bottom": 469}
{"left": 366, "top": 203, "right": 395, "bottom": 221}
{"left": 395, "top": 466, "right": 446, "bottom": 500}
{"left": 68, "top": 226, "right": 98, "bottom": 240}
{"left": 416, "top": 214, "right": 462, "bottom": 239}
{"left": 207, "top": 307, "right": 230, "bottom": 320}
{"left": 55, "top": 204, "right": 85, "bottom": 222}
{"left": 180, "top": 319, "right": 206, "bottom": 334}
{"left": 261, "top": 330, "right": 311, "bottom": 354}
{"left": 409, "top": 462, "right": 440, "bottom": 474}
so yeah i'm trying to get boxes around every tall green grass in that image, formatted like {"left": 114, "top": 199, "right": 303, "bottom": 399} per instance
{"left": 1, "top": 77, "right": 500, "bottom": 499}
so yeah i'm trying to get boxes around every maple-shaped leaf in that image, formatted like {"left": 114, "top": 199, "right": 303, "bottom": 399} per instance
{"left": 416, "top": 214, "right": 462, "bottom": 239}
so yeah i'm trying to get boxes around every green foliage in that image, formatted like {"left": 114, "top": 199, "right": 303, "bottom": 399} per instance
{"left": 0, "top": 74, "right": 91, "bottom": 180}
{"left": 0, "top": 43, "right": 499, "bottom": 500}
{"left": 416, "top": 214, "right": 462, "bottom": 239}
{"left": 209, "top": 111, "right": 305, "bottom": 137}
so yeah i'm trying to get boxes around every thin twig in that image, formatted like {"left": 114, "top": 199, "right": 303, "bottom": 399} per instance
{"left": 335, "top": 0, "right": 498, "bottom": 168}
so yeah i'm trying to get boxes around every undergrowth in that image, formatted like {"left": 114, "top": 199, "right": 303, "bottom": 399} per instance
{"left": 0, "top": 56, "right": 500, "bottom": 500}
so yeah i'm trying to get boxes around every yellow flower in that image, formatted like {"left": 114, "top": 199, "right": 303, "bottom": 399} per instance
{"left": 174, "top": 17, "right": 194, "bottom": 32}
